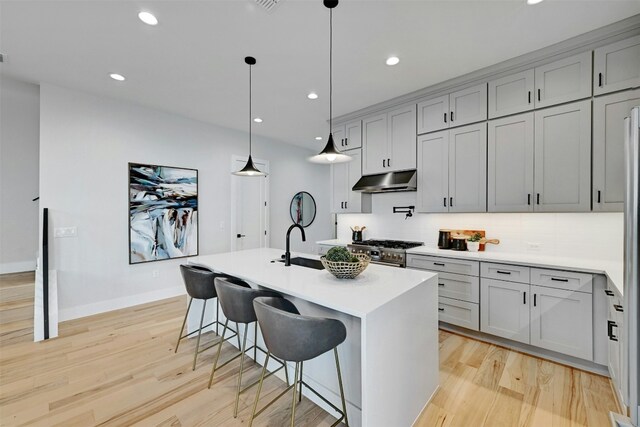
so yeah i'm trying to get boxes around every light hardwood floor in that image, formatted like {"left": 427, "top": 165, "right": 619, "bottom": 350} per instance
{"left": 0, "top": 275, "right": 622, "bottom": 426}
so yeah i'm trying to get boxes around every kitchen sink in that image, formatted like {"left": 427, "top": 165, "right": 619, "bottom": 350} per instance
{"left": 275, "top": 257, "right": 325, "bottom": 270}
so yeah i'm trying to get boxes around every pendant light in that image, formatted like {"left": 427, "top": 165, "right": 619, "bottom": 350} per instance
{"left": 233, "top": 56, "right": 268, "bottom": 177}
{"left": 309, "top": 0, "right": 352, "bottom": 164}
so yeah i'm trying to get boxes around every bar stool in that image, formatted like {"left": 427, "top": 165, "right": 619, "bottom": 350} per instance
{"left": 250, "top": 297, "right": 349, "bottom": 427}
{"left": 209, "top": 278, "right": 290, "bottom": 418}
{"left": 175, "top": 264, "right": 248, "bottom": 370}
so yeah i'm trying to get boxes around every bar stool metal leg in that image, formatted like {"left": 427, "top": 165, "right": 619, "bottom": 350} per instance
{"left": 174, "top": 298, "right": 192, "bottom": 353}
{"left": 254, "top": 321, "right": 258, "bottom": 361}
{"left": 249, "top": 352, "right": 270, "bottom": 427}
{"left": 234, "top": 323, "right": 250, "bottom": 418}
{"left": 335, "top": 348, "right": 349, "bottom": 427}
{"left": 291, "top": 362, "right": 300, "bottom": 427}
{"left": 208, "top": 319, "right": 229, "bottom": 388}
{"left": 298, "top": 362, "right": 303, "bottom": 402}
{"left": 192, "top": 299, "right": 207, "bottom": 370}
{"left": 235, "top": 322, "right": 242, "bottom": 349}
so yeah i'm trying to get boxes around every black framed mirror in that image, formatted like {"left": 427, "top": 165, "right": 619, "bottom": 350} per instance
{"left": 290, "top": 191, "right": 316, "bottom": 228}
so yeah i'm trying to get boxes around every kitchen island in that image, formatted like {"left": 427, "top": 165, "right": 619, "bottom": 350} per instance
{"left": 187, "top": 248, "right": 438, "bottom": 427}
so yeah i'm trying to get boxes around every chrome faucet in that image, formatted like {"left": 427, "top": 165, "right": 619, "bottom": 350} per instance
{"left": 285, "top": 224, "right": 306, "bottom": 266}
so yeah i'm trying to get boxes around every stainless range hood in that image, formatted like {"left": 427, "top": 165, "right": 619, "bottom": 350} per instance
{"left": 352, "top": 170, "right": 417, "bottom": 193}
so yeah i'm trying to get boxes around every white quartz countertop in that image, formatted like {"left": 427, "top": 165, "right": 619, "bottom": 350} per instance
{"left": 406, "top": 246, "right": 624, "bottom": 296}
{"left": 189, "top": 248, "right": 436, "bottom": 318}
{"left": 316, "top": 239, "right": 349, "bottom": 246}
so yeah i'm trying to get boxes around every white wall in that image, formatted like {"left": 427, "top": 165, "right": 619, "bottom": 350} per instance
{"left": 0, "top": 76, "right": 40, "bottom": 273}
{"left": 39, "top": 84, "right": 332, "bottom": 321}
{"left": 338, "top": 192, "right": 623, "bottom": 262}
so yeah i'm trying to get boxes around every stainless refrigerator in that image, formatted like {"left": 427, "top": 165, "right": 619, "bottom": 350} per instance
{"left": 625, "top": 106, "right": 639, "bottom": 425}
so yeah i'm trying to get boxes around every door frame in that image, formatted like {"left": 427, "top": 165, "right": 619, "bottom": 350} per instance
{"left": 230, "top": 155, "right": 270, "bottom": 251}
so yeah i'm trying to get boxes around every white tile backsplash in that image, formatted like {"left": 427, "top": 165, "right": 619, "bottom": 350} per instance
{"left": 337, "top": 192, "right": 623, "bottom": 262}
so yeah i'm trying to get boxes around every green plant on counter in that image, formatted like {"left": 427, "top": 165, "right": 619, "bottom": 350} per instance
{"left": 468, "top": 232, "right": 483, "bottom": 242}
{"left": 326, "top": 246, "right": 360, "bottom": 263}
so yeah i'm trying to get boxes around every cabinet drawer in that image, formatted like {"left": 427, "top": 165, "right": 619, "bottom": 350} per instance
{"left": 481, "top": 262, "right": 530, "bottom": 284}
{"left": 438, "top": 297, "right": 479, "bottom": 331}
{"left": 530, "top": 268, "right": 592, "bottom": 293}
{"left": 407, "top": 254, "right": 479, "bottom": 276}
{"left": 437, "top": 272, "right": 479, "bottom": 303}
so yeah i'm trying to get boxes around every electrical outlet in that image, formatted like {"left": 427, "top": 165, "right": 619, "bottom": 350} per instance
{"left": 152, "top": 270, "right": 159, "bottom": 278}
{"left": 219, "top": 221, "right": 225, "bottom": 230}
{"left": 54, "top": 227, "right": 77, "bottom": 238}
{"left": 525, "top": 241, "right": 541, "bottom": 251}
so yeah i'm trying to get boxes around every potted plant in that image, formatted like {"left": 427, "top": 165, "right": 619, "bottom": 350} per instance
{"left": 467, "top": 233, "right": 482, "bottom": 252}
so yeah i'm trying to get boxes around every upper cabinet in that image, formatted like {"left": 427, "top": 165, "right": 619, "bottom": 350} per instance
{"left": 362, "top": 104, "right": 416, "bottom": 175}
{"left": 332, "top": 119, "right": 362, "bottom": 150}
{"left": 417, "top": 131, "right": 449, "bottom": 213}
{"left": 417, "top": 83, "right": 487, "bottom": 134}
{"left": 534, "top": 100, "right": 592, "bottom": 212}
{"left": 534, "top": 51, "right": 592, "bottom": 109}
{"left": 593, "top": 89, "right": 640, "bottom": 212}
{"left": 488, "top": 70, "right": 535, "bottom": 119}
{"left": 330, "top": 149, "right": 371, "bottom": 214}
{"left": 594, "top": 35, "right": 640, "bottom": 96}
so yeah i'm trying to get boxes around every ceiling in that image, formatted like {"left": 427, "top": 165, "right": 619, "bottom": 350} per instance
{"left": 1, "top": 1, "right": 639, "bottom": 150}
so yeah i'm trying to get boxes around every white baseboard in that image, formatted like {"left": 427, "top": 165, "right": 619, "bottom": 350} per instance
{"left": 58, "top": 286, "right": 186, "bottom": 322}
{"left": 0, "top": 260, "right": 36, "bottom": 274}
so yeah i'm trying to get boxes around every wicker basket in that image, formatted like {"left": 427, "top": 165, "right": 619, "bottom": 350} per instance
{"left": 320, "top": 254, "right": 371, "bottom": 279}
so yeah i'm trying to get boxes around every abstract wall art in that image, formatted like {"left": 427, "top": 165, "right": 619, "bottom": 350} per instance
{"left": 129, "top": 163, "right": 198, "bottom": 264}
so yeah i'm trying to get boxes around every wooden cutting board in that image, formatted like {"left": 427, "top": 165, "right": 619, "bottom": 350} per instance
{"left": 451, "top": 229, "right": 486, "bottom": 251}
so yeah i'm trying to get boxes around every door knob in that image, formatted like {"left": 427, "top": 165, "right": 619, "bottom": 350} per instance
{"left": 236, "top": 234, "right": 246, "bottom": 238}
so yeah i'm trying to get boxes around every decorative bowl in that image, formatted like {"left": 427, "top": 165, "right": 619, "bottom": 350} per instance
{"left": 320, "top": 254, "right": 371, "bottom": 279}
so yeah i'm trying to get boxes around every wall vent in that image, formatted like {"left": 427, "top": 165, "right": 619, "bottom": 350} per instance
{"left": 254, "top": 0, "right": 282, "bottom": 13}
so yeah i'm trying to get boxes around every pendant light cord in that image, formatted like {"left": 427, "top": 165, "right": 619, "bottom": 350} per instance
{"left": 249, "top": 62, "right": 252, "bottom": 155}
{"left": 329, "top": 7, "right": 333, "bottom": 131}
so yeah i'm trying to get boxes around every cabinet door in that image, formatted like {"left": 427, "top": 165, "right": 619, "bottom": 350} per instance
{"left": 362, "top": 113, "right": 388, "bottom": 175}
{"left": 417, "top": 95, "right": 449, "bottom": 134}
{"left": 332, "top": 125, "right": 346, "bottom": 149}
{"left": 534, "top": 51, "right": 592, "bottom": 108}
{"left": 330, "top": 161, "right": 348, "bottom": 213}
{"left": 593, "top": 89, "right": 640, "bottom": 212}
{"left": 488, "top": 113, "right": 534, "bottom": 212}
{"left": 417, "top": 131, "right": 449, "bottom": 213}
{"left": 344, "top": 120, "right": 362, "bottom": 149}
{"left": 530, "top": 285, "right": 593, "bottom": 360}
{"left": 488, "top": 69, "right": 535, "bottom": 119}
{"left": 594, "top": 35, "right": 640, "bottom": 96}
{"left": 387, "top": 104, "right": 417, "bottom": 172}
{"left": 345, "top": 150, "right": 363, "bottom": 213}
{"left": 448, "top": 123, "right": 487, "bottom": 213}
{"left": 449, "top": 83, "right": 488, "bottom": 127}
{"left": 480, "top": 279, "right": 530, "bottom": 344}
{"left": 534, "top": 100, "right": 591, "bottom": 212}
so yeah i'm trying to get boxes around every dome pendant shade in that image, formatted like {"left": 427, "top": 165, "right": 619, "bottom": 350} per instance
{"left": 232, "top": 154, "right": 267, "bottom": 176}
{"left": 308, "top": 133, "right": 352, "bottom": 164}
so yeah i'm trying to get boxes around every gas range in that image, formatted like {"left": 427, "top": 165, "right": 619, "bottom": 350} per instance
{"left": 347, "top": 239, "right": 424, "bottom": 268}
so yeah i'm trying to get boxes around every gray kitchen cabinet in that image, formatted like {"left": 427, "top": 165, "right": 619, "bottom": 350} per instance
{"left": 331, "top": 125, "right": 346, "bottom": 150}
{"left": 593, "top": 89, "right": 640, "bottom": 212}
{"left": 533, "top": 100, "right": 591, "bottom": 212}
{"left": 449, "top": 83, "right": 488, "bottom": 127}
{"left": 330, "top": 149, "right": 371, "bottom": 214}
{"left": 362, "top": 105, "right": 416, "bottom": 175}
{"left": 488, "top": 69, "right": 535, "bottom": 119}
{"left": 488, "top": 112, "right": 535, "bottom": 212}
{"left": 606, "top": 284, "right": 626, "bottom": 408}
{"left": 448, "top": 123, "right": 487, "bottom": 213}
{"left": 417, "top": 94, "right": 449, "bottom": 134}
{"left": 332, "top": 120, "right": 362, "bottom": 150}
{"left": 417, "top": 131, "right": 449, "bottom": 213}
{"left": 480, "top": 278, "right": 530, "bottom": 345}
{"left": 594, "top": 34, "right": 640, "bottom": 96}
{"left": 438, "top": 297, "right": 479, "bottom": 331}
{"left": 534, "top": 51, "right": 592, "bottom": 108}
{"left": 530, "top": 285, "right": 593, "bottom": 360}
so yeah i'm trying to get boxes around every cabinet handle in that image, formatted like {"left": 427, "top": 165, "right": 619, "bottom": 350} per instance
{"left": 614, "top": 304, "right": 624, "bottom": 312}
{"left": 523, "top": 291, "right": 527, "bottom": 305}
{"left": 341, "top": 138, "right": 344, "bottom": 146}
{"left": 450, "top": 197, "right": 453, "bottom": 207}
{"left": 537, "top": 89, "right": 541, "bottom": 102}
{"left": 433, "top": 262, "right": 446, "bottom": 266}
{"left": 345, "top": 137, "right": 348, "bottom": 146}
{"left": 340, "top": 202, "right": 344, "bottom": 209}
{"left": 444, "top": 197, "right": 447, "bottom": 207}
{"left": 528, "top": 91, "right": 531, "bottom": 104}
{"left": 608, "top": 320, "right": 618, "bottom": 341}
{"left": 527, "top": 194, "right": 531, "bottom": 205}
{"left": 438, "top": 307, "right": 445, "bottom": 312}
{"left": 444, "top": 113, "right": 447, "bottom": 123}
{"left": 550, "top": 277, "right": 569, "bottom": 282}
{"left": 604, "top": 289, "right": 614, "bottom": 296}
{"left": 496, "top": 270, "right": 512, "bottom": 275}
{"left": 438, "top": 283, "right": 445, "bottom": 287}
{"left": 598, "top": 72, "right": 603, "bottom": 88}
{"left": 387, "top": 158, "right": 391, "bottom": 167}
{"left": 383, "top": 159, "right": 386, "bottom": 168}
{"left": 344, "top": 201, "right": 348, "bottom": 209}
{"left": 450, "top": 111, "right": 454, "bottom": 122}
{"left": 536, "top": 193, "right": 540, "bottom": 205}
{"left": 597, "top": 190, "right": 601, "bottom": 204}
{"left": 533, "top": 294, "right": 537, "bottom": 307}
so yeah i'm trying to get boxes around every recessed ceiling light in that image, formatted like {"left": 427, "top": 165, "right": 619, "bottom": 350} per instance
{"left": 315, "top": 136, "right": 323, "bottom": 140}
{"left": 386, "top": 56, "right": 400, "bottom": 66}
{"left": 138, "top": 11, "right": 158, "bottom": 25}
{"left": 109, "top": 73, "right": 126, "bottom": 81}
{"left": 307, "top": 92, "right": 319, "bottom": 100}
{"left": 526, "top": 0, "right": 543, "bottom": 4}
{"left": 253, "top": 117, "right": 263, "bottom": 123}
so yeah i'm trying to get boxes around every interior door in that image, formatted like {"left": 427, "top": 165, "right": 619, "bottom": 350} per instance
{"left": 417, "top": 131, "right": 449, "bottom": 213}
{"left": 448, "top": 123, "right": 487, "bottom": 213}
{"left": 480, "top": 278, "right": 530, "bottom": 344}
{"left": 362, "top": 113, "right": 388, "bottom": 175}
{"left": 232, "top": 157, "right": 268, "bottom": 251}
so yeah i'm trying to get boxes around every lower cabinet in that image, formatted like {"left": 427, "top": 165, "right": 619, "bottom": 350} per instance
{"left": 438, "top": 297, "right": 479, "bottom": 331}
{"left": 480, "top": 279, "right": 530, "bottom": 344}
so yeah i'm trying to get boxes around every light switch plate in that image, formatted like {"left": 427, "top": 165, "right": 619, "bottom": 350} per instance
{"left": 54, "top": 227, "right": 77, "bottom": 238}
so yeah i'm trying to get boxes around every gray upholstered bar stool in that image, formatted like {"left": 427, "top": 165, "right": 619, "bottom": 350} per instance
{"left": 250, "top": 297, "right": 349, "bottom": 427}
{"left": 175, "top": 264, "right": 248, "bottom": 370}
{"left": 209, "top": 278, "right": 290, "bottom": 418}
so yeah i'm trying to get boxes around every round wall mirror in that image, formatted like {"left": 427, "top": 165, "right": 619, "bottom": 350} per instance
{"left": 290, "top": 191, "right": 316, "bottom": 228}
